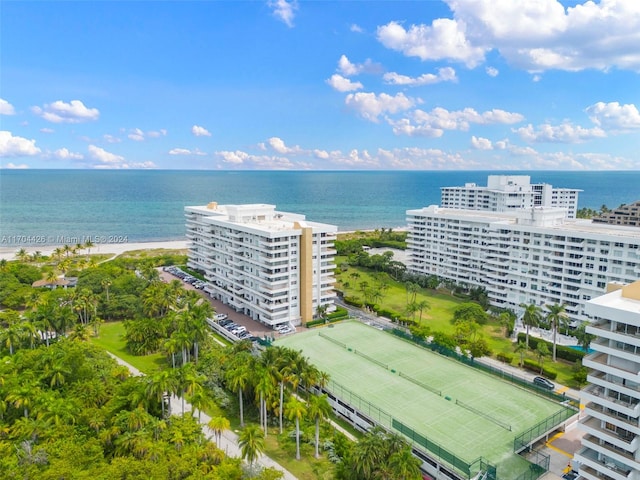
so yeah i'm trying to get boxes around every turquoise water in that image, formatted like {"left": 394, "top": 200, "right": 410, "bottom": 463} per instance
{"left": 569, "top": 345, "right": 594, "bottom": 355}
{"left": 1, "top": 170, "right": 639, "bottom": 246}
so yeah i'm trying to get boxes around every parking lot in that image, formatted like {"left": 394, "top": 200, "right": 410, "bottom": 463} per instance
{"left": 159, "top": 266, "right": 295, "bottom": 341}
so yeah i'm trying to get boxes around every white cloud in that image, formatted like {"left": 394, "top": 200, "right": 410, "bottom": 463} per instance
{"left": 326, "top": 74, "right": 363, "bottom": 92}
{"left": 471, "top": 136, "right": 493, "bottom": 150}
{"left": 514, "top": 123, "right": 606, "bottom": 143}
{"left": 88, "top": 145, "right": 124, "bottom": 164}
{"left": 0, "top": 131, "right": 41, "bottom": 157}
{"left": 266, "top": 137, "right": 303, "bottom": 154}
{"left": 383, "top": 67, "right": 457, "bottom": 86}
{"left": 128, "top": 161, "right": 157, "bottom": 169}
{"left": 377, "top": 0, "right": 640, "bottom": 72}
{"left": 337, "top": 55, "right": 382, "bottom": 76}
{"left": 168, "top": 148, "right": 206, "bottom": 156}
{"left": 103, "top": 134, "right": 121, "bottom": 143}
{"left": 40, "top": 128, "right": 55, "bottom": 134}
{"left": 376, "top": 20, "right": 487, "bottom": 68}
{"left": 215, "top": 150, "right": 296, "bottom": 169}
{"left": 0, "top": 99, "right": 15, "bottom": 115}
{"left": 192, "top": 125, "right": 212, "bottom": 137}
{"left": 128, "top": 128, "right": 145, "bottom": 142}
{"left": 485, "top": 66, "right": 499, "bottom": 77}
{"left": 3, "top": 162, "right": 29, "bottom": 169}
{"left": 147, "top": 129, "right": 167, "bottom": 138}
{"left": 345, "top": 92, "right": 417, "bottom": 122}
{"left": 350, "top": 24, "right": 363, "bottom": 33}
{"left": 394, "top": 106, "right": 524, "bottom": 137}
{"left": 54, "top": 148, "right": 84, "bottom": 160}
{"left": 586, "top": 102, "right": 640, "bottom": 131}
{"left": 31, "top": 100, "right": 99, "bottom": 123}
{"left": 269, "top": 0, "right": 298, "bottom": 28}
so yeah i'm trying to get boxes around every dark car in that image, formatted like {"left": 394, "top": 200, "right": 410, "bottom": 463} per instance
{"left": 533, "top": 376, "right": 555, "bottom": 390}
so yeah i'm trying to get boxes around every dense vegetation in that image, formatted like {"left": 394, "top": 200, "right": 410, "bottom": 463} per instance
{"left": 0, "top": 247, "right": 423, "bottom": 479}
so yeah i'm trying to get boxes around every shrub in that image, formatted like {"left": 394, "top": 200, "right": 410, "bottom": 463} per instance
{"left": 522, "top": 359, "right": 557, "bottom": 380}
{"left": 516, "top": 333, "right": 585, "bottom": 363}
{"left": 497, "top": 353, "right": 513, "bottom": 364}
{"left": 343, "top": 297, "right": 363, "bottom": 308}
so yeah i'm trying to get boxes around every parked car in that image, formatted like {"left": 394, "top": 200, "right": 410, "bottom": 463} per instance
{"left": 533, "top": 376, "right": 555, "bottom": 390}
{"left": 214, "top": 313, "right": 228, "bottom": 321}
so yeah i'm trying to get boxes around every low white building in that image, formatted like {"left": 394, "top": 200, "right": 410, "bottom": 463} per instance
{"left": 406, "top": 206, "right": 640, "bottom": 324}
{"left": 440, "top": 175, "right": 581, "bottom": 218}
{"left": 185, "top": 202, "right": 337, "bottom": 327}
{"left": 574, "top": 280, "right": 640, "bottom": 479}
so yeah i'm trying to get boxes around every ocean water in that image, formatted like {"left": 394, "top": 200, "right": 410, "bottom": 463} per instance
{"left": 1, "top": 170, "right": 639, "bottom": 247}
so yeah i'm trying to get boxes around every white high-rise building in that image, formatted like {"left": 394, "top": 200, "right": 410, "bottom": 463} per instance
{"left": 573, "top": 280, "right": 640, "bottom": 479}
{"left": 440, "top": 175, "right": 581, "bottom": 218}
{"left": 185, "top": 203, "right": 337, "bottom": 327}
{"left": 406, "top": 206, "right": 640, "bottom": 324}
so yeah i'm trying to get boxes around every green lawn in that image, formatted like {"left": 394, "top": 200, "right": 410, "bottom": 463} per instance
{"left": 90, "top": 321, "right": 166, "bottom": 374}
{"left": 335, "top": 261, "right": 579, "bottom": 387}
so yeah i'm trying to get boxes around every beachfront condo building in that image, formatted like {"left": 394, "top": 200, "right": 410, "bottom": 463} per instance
{"left": 405, "top": 206, "right": 640, "bottom": 325}
{"left": 440, "top": 175, "right": 581, "bottom": 218}
{"left": 185, "top": 203, "right": 337, "bottom": 327}
{"left": 593, "top": 200, "right": 640, "bottom": 228}
{"left": 573, "top": 280, "right": 640, "bottom": 480}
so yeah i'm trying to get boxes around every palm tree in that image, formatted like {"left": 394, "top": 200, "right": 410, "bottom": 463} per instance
{"left": 0, "top": 323, "right": 22, "bottom": 355}
{"left": 146, "top": 370, "right": 174, "bottom": 419}
{"left": 285, "top": 396, "right": 307, "bottom": 460}
{"left": 307, "top": 394, "right": 332, "bottom": 458}
{"left": 415, "top": 299, "right": 430, "bottom": 322}
{"left": 519, "top": 302, "right": 542, "bottom": 349}
{"left": 254, "top": 365, "right": 275, "bottom": 436}
{"left": 513, "top": 341, "right": 527, "bottom": 368}
{"left": 388, "top": 445, "right": 422, "bottom": 479}
{"left": 15, "top": 248, "right": 29, "bottom": 263}
{"left": 545, "top": 303, "right": 568, "bottom": 362}
{"left": 238, "top": 423, "right": 265, "bottom": 468}
{"left": 187, "top": 389, "right": 211, "bottom": 422}
{"left": 226, "top": 353, "right": 252, "bottom": 427}
{"left": 207, "top": 416, "right": 230, "bottom": 446}
{"left": 405, "top": 281, "right": 419, "bottom": 305}
{"left": 536, "top": 342, "right": 550, "bottom": 374}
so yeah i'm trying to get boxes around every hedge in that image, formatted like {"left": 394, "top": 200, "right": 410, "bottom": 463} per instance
{"left": 517, "top": 333, "right": 586, "bottom": 363}
{"left": 522, "top": 358, "right": 558, "bottom": 380}
{"left": 496, "top": 353, "right": 513, "bottom": 364}
{"left": 343, "top": 297, "right": 363, "bottom": 308}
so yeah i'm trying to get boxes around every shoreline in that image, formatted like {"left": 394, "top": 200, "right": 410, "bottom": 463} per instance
{"left": 0, "top": 240, "right": 190, "bottom": 261}
{"left": 0, "top": 227, "right": 407, "bottom": 262}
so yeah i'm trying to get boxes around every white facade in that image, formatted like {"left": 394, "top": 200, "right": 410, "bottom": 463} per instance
{"left": 440, "top": 175, "right": 581, "bottom": 218}
{"left": 574, "top": 281, "right": 640, "bottom": 480}
{"left": 185, "top": 203, "right": 337, "bottom": 327}
{"left": 406, "top": 206, "right": 640, "bottom": 324}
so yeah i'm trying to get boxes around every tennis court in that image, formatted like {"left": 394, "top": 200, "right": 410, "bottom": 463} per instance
{"left": 276, "top": 321, "right": 571, "bottom": 479}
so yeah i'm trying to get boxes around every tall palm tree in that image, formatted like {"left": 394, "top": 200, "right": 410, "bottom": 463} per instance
{"left": 285, "top": 396, "right": 307, "bottom": 460}
{"left": 207, "top": 416, "right": 230, "bottom": 446}
{"left": 519, "top": 302, "right": 543, "bottom": 349}
{"left": 225, "top": 353, "right": 252, "bottom": 427}
{"left": 238, "top": 423, "right": 265, "bottom": 469}
{"left": 546, "top": 303, "right": 569, "bottom": 362}
{"left": 307, "top": 394, "right": 332, "bottom": 458}
{"left": 146, "top": 370, "right": 174, "bottom": 418}
{"left": 253, "top": 365, "right": 275, "bottom": 436}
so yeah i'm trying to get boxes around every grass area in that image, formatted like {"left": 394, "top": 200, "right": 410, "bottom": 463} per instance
{"left": 263, "top": 428, "right": 335, "bottom": 480}
{"left": 91, "top": 321, "right": 166, "bottom": 374}
{"left": 335, "top": 260, "right": 580, "bottom": 387}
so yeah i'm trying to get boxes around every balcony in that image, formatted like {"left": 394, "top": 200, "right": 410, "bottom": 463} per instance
{"left": 579, "top": 416, "right": 638, "bottom": 452}
{"left": 580, "top": 434, "right": 640, "bottom": 474}
{"left": 582, "top": 385, "right": 640, "bottom": 417}
{"left": 575, "top": 447, "right": 634, "bottom": 480}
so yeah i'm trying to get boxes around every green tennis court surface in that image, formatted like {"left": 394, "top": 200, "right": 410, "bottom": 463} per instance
{"left": 276, "top": 321, "right": 570, "bottom": 478}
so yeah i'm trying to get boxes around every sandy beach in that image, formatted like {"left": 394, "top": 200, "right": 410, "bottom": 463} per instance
{"left": 0, "top": 240, "right": 190, "bottom": 261}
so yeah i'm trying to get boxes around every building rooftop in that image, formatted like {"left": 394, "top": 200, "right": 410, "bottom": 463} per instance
{"left": 407, "top": 205, "right": 640, "bottom": 240}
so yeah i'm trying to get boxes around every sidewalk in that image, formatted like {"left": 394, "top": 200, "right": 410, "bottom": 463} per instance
{"left": 107, "top": 353, "right": 298, "bottom": 480}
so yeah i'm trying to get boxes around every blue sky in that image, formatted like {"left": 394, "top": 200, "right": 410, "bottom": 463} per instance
{"left": 1, "top": 0, "right": 639, "bottom": 170}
